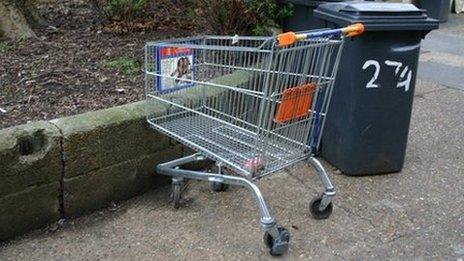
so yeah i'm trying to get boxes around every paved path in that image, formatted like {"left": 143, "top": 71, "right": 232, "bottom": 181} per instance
{"left": 419, "top": 14, "right": 464, "bottom": 90}
{"left": 1, "top": 14, "right": 464, "bottom": 261}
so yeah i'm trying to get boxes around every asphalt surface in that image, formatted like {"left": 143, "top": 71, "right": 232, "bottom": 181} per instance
{"left": 419, "top": 14, "right": 464, "bottom": 90}
{"left": 1, "top": 14, "right": 463, "bottom": 261}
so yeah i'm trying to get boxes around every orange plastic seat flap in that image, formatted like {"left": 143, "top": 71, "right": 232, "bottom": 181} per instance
{"left": 274, "top": 83, "right": 317, "bottom": 124}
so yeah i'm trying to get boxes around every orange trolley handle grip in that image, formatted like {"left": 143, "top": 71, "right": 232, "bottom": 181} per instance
{"left": 277, "top": 23, "right": 365, "bottom": 47}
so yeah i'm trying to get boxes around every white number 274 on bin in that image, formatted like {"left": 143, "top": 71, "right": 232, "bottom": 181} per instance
{"left": 362, "top": 59, "right": 413, "bottom": 92}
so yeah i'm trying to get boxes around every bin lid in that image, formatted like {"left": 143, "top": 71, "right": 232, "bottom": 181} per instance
{"left": 314, "top": 2, "right": 439, "bottom": 31}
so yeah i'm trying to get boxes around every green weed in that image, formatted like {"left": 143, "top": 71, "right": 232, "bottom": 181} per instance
{"left": 105, "top": 58, "right": 140, "bottom": 75}
{"left": 0, "top": 42, "right": 12, "bottom": 52}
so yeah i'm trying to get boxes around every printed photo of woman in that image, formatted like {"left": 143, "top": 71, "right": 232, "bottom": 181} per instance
{"left": 170, "top": 57, "right": 192, "bottom": 85}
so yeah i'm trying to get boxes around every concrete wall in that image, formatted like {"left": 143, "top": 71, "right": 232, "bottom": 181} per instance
{"left": 0, "top": 121, "right": 62, "bottom": 241}
{"left": 0, "top": 101, "right": 183, "bottom": 241}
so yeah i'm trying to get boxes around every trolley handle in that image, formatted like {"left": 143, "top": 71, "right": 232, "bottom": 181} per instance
{"left": 277, "top": 23, "right": 365, "bottom": 47}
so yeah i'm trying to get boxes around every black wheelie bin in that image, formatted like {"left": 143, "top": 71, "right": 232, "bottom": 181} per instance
{"left": 313, "top": 2, "right": 439, "bottom": 175}
{"left": 278, "top": 0, "right": 354, "bottom": 32}
{"left": 416, "top": 0, "right": 452, "bottom": 22}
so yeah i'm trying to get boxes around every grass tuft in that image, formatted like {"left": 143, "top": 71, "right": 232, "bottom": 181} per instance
{"left": 0, "top": 42, "right": 12, "bottom": 53}
{"left": 105, "top": 57, "right": 140, "bottom": 75}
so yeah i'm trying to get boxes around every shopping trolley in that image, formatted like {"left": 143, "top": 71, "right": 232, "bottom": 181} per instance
{"left": 145, "top": 24, "right": 364, "bottom": 255}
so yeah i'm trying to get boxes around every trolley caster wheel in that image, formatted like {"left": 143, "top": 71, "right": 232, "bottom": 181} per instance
{"left": 211, "top": 181, "right": 228, "bottom": 192}
{"left": 309, "top": 196, "right": 333, "bottom": 220}
{"left": 171, "top": 182, "right": 182, "bottom": 209}
{"left": 264, "top": 226, "right": 290, "bottom": 256}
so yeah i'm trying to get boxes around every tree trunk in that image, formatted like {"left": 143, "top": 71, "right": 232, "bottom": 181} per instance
{"left": 0, "top": 0, "right": 45, "bottom": 40}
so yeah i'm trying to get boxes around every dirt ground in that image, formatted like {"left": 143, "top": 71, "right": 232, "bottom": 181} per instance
{"left": 0, "top": 0, "right": 200, "bottom": 129}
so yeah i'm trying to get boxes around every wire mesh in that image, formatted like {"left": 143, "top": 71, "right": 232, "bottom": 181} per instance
{"left": 145, "top": 33, "right": 343, "bottom": 178}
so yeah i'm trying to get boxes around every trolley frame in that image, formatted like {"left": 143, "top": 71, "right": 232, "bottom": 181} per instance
{"left": 145, "top": 24, "right": 364, "bottom": 255}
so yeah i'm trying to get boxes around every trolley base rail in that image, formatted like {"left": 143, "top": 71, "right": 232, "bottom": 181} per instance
{"left": 156, "top": 153, "right": 336, "bottom": 256}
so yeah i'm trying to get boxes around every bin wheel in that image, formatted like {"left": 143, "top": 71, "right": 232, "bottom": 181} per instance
{"left": 172, "top": 182, "right": 182, "bottom": 209}
{"left": 263, "top": 226, "right": 290, "bottom": 256}
{"left": 211, "top": 181, "right": 228, "bottom": 192}
{"left": 309, "top": 196, "right": 333, "bottom": 220}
